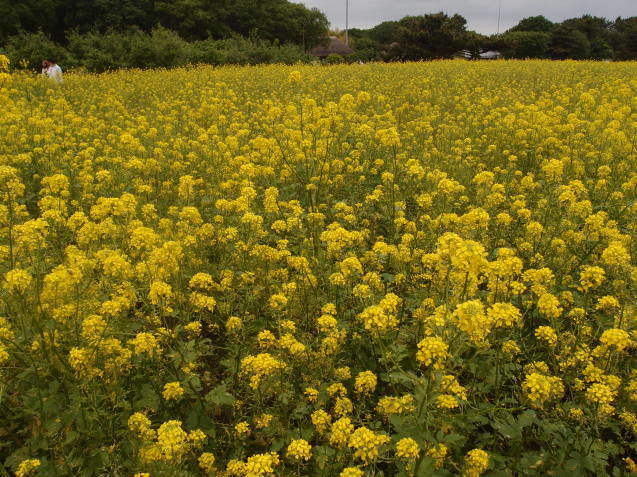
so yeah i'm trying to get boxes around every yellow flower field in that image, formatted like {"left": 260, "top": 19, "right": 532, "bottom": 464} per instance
{"left": 1, "top": 59, "right": 637, "bottom": 476}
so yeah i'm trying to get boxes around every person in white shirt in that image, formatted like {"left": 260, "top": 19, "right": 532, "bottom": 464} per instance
{"left": 41, "top": 59, "right": 63, "bottom": 83}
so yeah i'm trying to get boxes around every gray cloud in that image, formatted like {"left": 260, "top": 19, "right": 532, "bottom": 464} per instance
{"left": 301, "top": 0, "right": 636, "bottom": 34}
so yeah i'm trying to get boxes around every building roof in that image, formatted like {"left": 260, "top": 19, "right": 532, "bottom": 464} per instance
{"left": 310, "top": 36, "right": 354, "bottom": 58}
{"left": 479, "top": 50, "right": 502, "bottom": 59}
{"left": 457, "top": 49, "right": 502, "bottom": 60}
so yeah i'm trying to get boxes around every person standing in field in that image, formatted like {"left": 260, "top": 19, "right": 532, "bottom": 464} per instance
{"left": 42, "top": 59, "right": 63, "bottom": 83}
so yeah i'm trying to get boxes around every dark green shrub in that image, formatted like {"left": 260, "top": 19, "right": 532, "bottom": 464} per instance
{"left": 4, "top": 31, "right": 72, "bottom": 70}
{"left": 4, "top": 28, "right": 311, "bottom": 71}
{"left": 66, "top": 30, "right": 131, "bottom": 72}
{"left": 500, "top": 31, "right": 551, "bottom": 59}
{"left": 128, "top": 27, "right": 190, "bottom": 68}
{"left": 325, "top": 53, "right": 345, "bottom": 64}
{"left": 189, "top": 36, "right": 310, "bottom": 66}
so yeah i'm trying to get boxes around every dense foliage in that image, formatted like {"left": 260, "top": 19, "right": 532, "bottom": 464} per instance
{"left": 2, "top": 28, "right": 313, "bottom": 72}
{"left": 389, "top": 14, "right": 469, "bottom": 61}
{"left": 0, "top": 0, "right": 329, "bottom": 71}
{"left": 0, "top": 0, "right": 328, "bottom": 47}
{"left": 349, "top": 13, "right": 637, "bottom": 61}
{"left": 1, "top": 57, "right": 637, "bottom": 476}
{"left": 2, "top": 2, "right": 636, "bottom": 69}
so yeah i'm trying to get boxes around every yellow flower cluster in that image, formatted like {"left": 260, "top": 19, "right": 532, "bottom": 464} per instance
{"left": 240, "top": 353, "right": 286, "bottom": 389}
{"left": 348, "top": 426, "right": 390, "bottom": 462}
{"left": 15, "top": 459, "right": 40, "bottom": 477}
{"left": 395, "top": 437, "right": 420, "bottom": 460}
{"left": 135, "top": 419, "right": 206, "bottom": 463}
{"left": 376, "top": 395, "right": 415, "bottom": 416}
{"left": 354, "top": 370, "right": 377, "bottom": 395}
{"left": 463, "top": 449, "right": 490, "bottom": 477}
{"left": 357, "top": 293, "right": 401, "bottom": 333}
{"left": 340, "top": 468, "right": 364, "bottom": 477}
{"left": 416, "top": 336, "right": 449, "bottom": 368}
{"left": 286, "top": 439, "right": 312, "bottom": 461}
{"left": 599, "top": 328, "right": 632, "bottom": 351}
{"left": 227, "top": 452, "right": 280, "bottom": 477}
{"left": 329, "top": 417, "right": 354, "bottom": 447}
{"left": 198, "top": 452, "right": 216, "bottom": 473}
{"left": 426, "top": 443, "right": 449, "bottom": 468}
{"left": 311, "top": 409, "right": 332, "bottom": 434}
{"left": 535, "top": 326, "right": 558, "bottom": 347}
{"left": 128, "top": 412, "right": 156, "bottom": 440}
{"left": 162, "top": 381, "right": 184, "bottom": 400}
{"left": 522, "top": 373, "right": 565, "bottom": 408}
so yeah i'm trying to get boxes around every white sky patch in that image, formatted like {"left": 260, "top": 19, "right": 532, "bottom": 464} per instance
{"left": 300, "top": 0, "right": 637, "bottom": 34}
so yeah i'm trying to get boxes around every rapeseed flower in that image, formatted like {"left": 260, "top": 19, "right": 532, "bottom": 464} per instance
{"left": 286, "top": 439, "right": 312, "bottom": 461}
{"left": 395, "top": 437, "right": 420, "bottom": 459}
{"left": 2, "top": 60, "right": 637, "bottom": 476}
{"left": 15, "top": 459, "right": 40, "bottom": 477}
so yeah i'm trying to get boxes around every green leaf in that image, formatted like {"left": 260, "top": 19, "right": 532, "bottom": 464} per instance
{"left": 134, "top": 383, "right": 160, "bottom": 410}
{"left": 387, "top": 370, "right": 417, "bottom": 386}
{"left": 517, "top": 409, "right": 537, "bottom": 428}
{"left": 492, "top": 419, "right": 520, "bottom": 440}
{"left": 205, "top": 384, "right": 235, "bottom": 406}
{"left": 415, "top": 455, "right": 436, "bottom": 477}
{"left": 63, "top": 430, "right": 79, "bottom": 446}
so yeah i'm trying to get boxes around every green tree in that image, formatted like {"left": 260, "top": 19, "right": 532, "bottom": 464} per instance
{"left": 66, "top": 29, "right": 131, "bottom": 71}
{"left": 222, "top": 0, "right": 328, "bottom": 47}
{"left": 391, "top": 12, "right": 468, "bottom": 60}
{"left": 368, "top": 21, "right": 400, "bottom": 44}
{"left": 275, "top": 4, "right": 329, "bottom": 49}
{"left": 500, "top": 31, "right": 551, "bottom": 58}
{"left": 348, "top": 36, "right": 381, "bottom": 62}
{"left": 4, "top": 30, "right": 72, "bottom": 69}
{"left": 611, "top": 17, "right": 637, "bottom": 59}
{"left": 509, "top": 15, "right": 555, "bottom": 33}
{"left": 561, "top": 15, "right": 611, "bottom": 42}
{"left": 560, "top": 15, "right": 613, "bottom": 59}
{"left": 549, "top": 25, "right": 591, "bottom": 59}
{"left": 58, "top": 0, "right": 155, "bottom": 38}
{"left": 345, "top": 22, "right": 399, "bottom": 60}
{"left": 1, "top": 0, "right": 328, "bottom": 48}
{"left": 589, "top": 37, "right": 613, "bottom": 59}
{"left": 0, "top": 0, "right": 60, "bottom": 43}
{"left": 347, "top": 28, "right": 368, "bottom": 41}
{"left": 153, "top": 0, "right": 229, "bottom": 40}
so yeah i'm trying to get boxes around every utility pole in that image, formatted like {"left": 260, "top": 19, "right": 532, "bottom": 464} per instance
{"left": 345, "top": 0, "right": 349, "bottom": 46}
{"left": 497, "top": 0, "right": 502, "bottom": 34}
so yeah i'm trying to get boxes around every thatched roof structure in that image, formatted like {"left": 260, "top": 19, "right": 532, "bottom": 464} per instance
{"left": 310, "top": 36, "right": 353, "bottom": 58}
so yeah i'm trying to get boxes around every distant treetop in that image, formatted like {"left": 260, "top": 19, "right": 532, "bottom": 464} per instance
{"left": 508, "top": 16, "right": 555, "bottom": 33}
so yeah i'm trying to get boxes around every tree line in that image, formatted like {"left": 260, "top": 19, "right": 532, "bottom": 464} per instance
{"left": 0, "top": 0, "right": 328, "bottom": 46}
{"left": 0, "top": 0, "right": 328, "bottom": 70}
{"left": 1, "top": 0, "right": 636, "bottom": 71}
{"left": 348, "top": 13, "right": 637, "bottom": 62}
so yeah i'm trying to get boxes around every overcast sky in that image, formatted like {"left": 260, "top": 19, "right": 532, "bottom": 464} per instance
{"left": 300, "top": 0, "right": 637, "bottom": 34}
